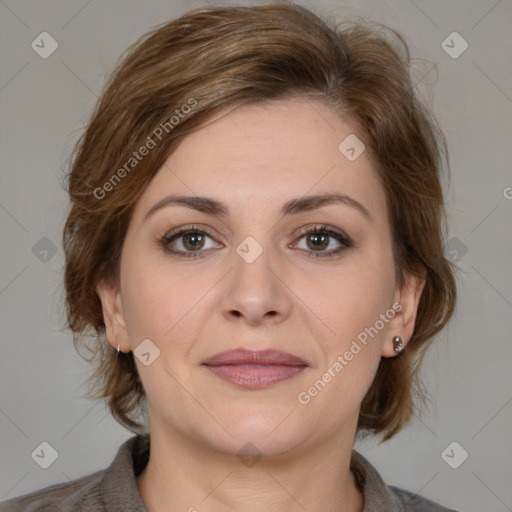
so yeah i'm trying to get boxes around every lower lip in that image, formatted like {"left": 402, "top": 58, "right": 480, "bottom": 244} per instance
{"left": 204, "top": 364, "right": 306, "bottom": 389}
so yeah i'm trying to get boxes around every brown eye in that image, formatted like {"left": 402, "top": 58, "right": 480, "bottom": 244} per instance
{"left": 181, "top": 231, "right": 206, "bottom": 251}
{"left": 294, "top": 225, "right": 352, "bottom": 258}
{"left": 306, "top": 232, "right": 329, "bottom": 251}
{"left": 161, "top": 227, "right": 222, "bottom": 258}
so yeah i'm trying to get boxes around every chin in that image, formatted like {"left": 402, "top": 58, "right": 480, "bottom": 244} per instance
{"left": 197, "top": 406, "right": 313, "bottom": 458}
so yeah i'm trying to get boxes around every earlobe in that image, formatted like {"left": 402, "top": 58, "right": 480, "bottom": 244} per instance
{"left": 96, "top": 279, "right": 130, "bottom": 353}
{"left": 381, "top": 265, "right": 427, "bottom": 358}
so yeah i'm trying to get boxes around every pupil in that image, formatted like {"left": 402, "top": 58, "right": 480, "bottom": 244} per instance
{"left": 184, "top": 233, "right": 203, "bottom": 250}
{"left": 309, "top": 234, "right": 328, "bottom": 250}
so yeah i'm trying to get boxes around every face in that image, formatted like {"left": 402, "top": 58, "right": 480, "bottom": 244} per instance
{"left": 97, "top": 97, "right": 424, "bottom": 457}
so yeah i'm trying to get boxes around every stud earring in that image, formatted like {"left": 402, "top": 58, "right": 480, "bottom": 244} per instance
{"left": 393, "top": 336, "right": 404, "bottom": 354}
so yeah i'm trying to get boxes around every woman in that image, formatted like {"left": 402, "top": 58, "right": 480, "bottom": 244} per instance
{"left": 1, "top": 3, "right": 458, "bottom": 511}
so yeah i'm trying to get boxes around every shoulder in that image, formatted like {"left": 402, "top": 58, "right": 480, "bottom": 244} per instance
{"left": 0, "top": 433, "right": 149, "bottom": 512}
{"left": 0, "top": 470, "right": 105, "bottom": 512}
{"left": 350, "top": 449, "right": 460, "bottom": 512}
{"left": 388, "top": 485, "right": 459, "bottom": 511}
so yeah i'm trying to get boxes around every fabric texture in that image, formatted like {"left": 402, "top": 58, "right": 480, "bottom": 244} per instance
{"left": 0, "top": 434, "right": 458, "bottom": 511}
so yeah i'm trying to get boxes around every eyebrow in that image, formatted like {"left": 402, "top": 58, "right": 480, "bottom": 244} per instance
{"left": 144, "top": 193, "right": 372, "bottom": 223}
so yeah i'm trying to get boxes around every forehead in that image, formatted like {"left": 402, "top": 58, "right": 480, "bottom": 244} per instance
{"left": 133, "top": 97, "right": 387, "bottom": 223}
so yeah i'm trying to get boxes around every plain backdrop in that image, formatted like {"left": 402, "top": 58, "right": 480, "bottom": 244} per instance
{"left": 1, "top": 1, "right": 511, "bottom": 511}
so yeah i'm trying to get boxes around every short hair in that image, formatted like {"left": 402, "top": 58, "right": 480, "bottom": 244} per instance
{"left": 62, "top": 3, "right": 457, "bottom": 440}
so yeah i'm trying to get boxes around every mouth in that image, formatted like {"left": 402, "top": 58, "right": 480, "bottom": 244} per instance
{"left": 202, "top": 349, "right": 308, "bottom": 389}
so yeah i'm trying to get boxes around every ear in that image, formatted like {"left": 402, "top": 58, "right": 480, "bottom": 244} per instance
{"left": 381, "top": 264, "right": 427, "bottom": 358}
{"left": 96, "top": 279, "right": 131, "bottom": 353}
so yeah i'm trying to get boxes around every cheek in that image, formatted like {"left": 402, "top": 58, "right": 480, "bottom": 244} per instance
{"left": 298, "top": 261, "right": 394, "bottom": 422}
{"left": 319, "top": 253, "right": 396, "bottom": 346}
{"left": 119, "top": 247, "right": 215, "bottom": 350}
{"left": 302, "top": 243, "right": 395, "bottom": 406}
{"left": 119, "top": 247, "right": 177, "bottom": 343}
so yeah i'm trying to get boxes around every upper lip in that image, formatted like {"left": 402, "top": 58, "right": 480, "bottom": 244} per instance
{"left": 202, "top": 349, "right": 308, "bottom": 366}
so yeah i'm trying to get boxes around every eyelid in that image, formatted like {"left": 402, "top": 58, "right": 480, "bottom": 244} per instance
{"left": 162, "top": 224, "right": 351, "bottom": 245}
{"left": 163, "top": 224, "right": 222, "bottom": 242}
{"left": 294, "top": 224, "right": 352, "bottom": 244}
{"left": 290, "top": 224, "right": 352, "bottom": 257}
{"left": 160, "top": 224, "right": 223, "bottom": 259}
{"left": 161, "top": 223, "right": 352, "bottom": 259}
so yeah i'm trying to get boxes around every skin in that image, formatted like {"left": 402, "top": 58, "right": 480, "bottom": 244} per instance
{"left": 97, "top": 96, "right": 425, "bottom": 512}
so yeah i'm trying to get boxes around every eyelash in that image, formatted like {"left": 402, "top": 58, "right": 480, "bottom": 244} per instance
{"left": 160, "top": 224, "right": 352, "bottom": 259}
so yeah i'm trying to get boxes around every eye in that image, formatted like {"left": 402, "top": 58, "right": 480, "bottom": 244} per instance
{"left": 293, "top": 225, "right": 352, "bottom": 258}
{"left": 161, "top": 225, "right": 222, "bottom": 258}
{"left": 160, "top": 224, "right": 352, "bottom": 259}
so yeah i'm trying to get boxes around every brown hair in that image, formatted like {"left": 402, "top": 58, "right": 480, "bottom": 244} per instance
{"left": 63, "top": 3, "right": 457, "bottom": 440}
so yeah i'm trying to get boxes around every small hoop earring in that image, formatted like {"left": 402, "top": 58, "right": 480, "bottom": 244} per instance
{"left": 116, "top": 344, "right": 120, "bottom": 356}
{"left": 393, "top": 336, "right": 404, "bottom": 354}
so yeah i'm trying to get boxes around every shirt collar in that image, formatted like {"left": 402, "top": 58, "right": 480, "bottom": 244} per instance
{"left": 350, "top": 449, "right": 404, "bottom": 511}
{"left": 100, "top": 433, "right": 149, "bottom": 511}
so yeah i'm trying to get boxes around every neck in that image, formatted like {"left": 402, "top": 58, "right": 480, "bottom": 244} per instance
{"left": 136, "top": 423, "right": 364, "bottom": 512}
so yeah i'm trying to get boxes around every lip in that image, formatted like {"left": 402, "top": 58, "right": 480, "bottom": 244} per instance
{"left": 202, "top": 349, "right": 308, "bottom": 389}
{"left": 203, "top": 348, "right": 307, "bottom": 366}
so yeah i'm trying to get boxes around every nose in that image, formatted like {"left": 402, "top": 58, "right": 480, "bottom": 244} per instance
{"left": 220, "top": 243, "right": 292, "bottom": 326}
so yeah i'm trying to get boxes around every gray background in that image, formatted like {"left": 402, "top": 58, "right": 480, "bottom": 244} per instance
{"left": 1, "top": 0, "right": 511, "bottom": 510}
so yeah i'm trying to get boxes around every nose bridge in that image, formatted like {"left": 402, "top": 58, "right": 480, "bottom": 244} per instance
{"left": 221, "top": 233, "right": 290, "bottom": 324}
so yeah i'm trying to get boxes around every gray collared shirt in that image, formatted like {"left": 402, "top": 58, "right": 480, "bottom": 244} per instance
{"left": 0, "top": 434, "right": 458, "bottom": 511}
